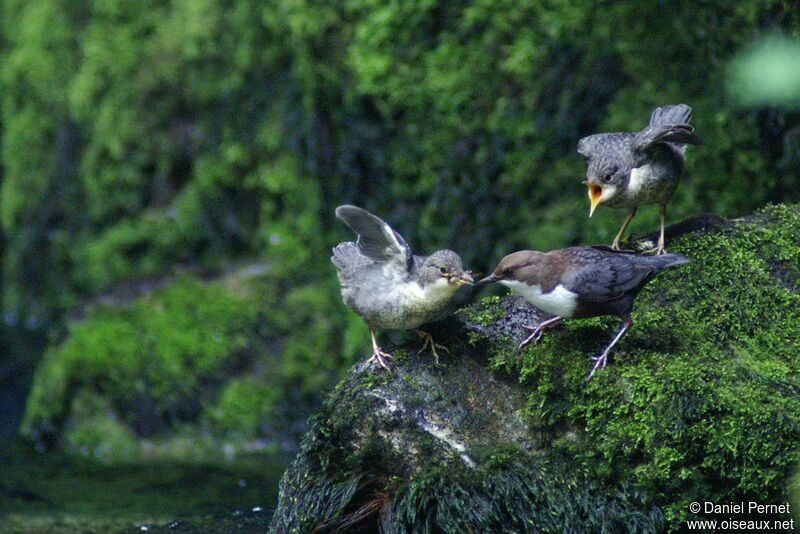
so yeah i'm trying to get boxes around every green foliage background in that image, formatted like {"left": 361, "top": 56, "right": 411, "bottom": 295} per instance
{"left": 1, "top": 1, "right": 799, "bottom": 449}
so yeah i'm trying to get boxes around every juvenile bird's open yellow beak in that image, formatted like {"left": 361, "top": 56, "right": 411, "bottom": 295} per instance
{"left": 586, "top": 183, "right": 603, "bottom": 217}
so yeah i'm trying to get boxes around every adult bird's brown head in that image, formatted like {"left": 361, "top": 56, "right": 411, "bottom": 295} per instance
{"left": 476, "top": 251, "right": 547, "bottom": 287}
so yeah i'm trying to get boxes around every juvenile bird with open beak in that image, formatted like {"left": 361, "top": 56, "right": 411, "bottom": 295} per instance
{"left": 578, "top": 104, "right": 702, "bottom": 254}
{"left": 478, "top": 246, "right": 689, "bottom": 379}
{"left": 332, "top": 205, "right": 473, "bottom": 370}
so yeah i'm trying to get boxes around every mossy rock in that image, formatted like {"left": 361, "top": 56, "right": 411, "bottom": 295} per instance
{"left": 20, "top": 275, "right": 293, "bottom": 459}
{"left": 270, "top": 204, "right": 800, "bottom": 533}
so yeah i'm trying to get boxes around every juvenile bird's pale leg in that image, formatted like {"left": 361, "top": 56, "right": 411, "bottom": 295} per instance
{"left": 657, "top": 205, "right": 667, "bottom": 255}
{"left": 366, "top": 330, "right": 393, "bottom": 371}
{"left": 518, "top": 316, "right": 564, "bottom": 350}
{"left": 643, "top": 205, "right": 668, "bottom": 255}
{"left": 588, "top": 316, "right": 632, "bottom": 380}
{"left": 415, "top": 330, "right": 449, "bottom": 365}
{"left": 611, "top": 208, "right": 637, "bottom": 250}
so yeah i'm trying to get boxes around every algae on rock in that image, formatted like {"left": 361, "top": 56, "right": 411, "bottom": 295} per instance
{"left": 270, "top": 204, "right": 800, "bottom": 532}
{"left": 21, "top": 275, "right": 304, "bottom": 460}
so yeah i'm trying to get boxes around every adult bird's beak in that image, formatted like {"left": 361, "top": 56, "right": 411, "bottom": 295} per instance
{"left": 586, "top": 182, "right": 603, "bottom": 217}
{"left": 475, "top": 274, "right": 498, "bottom": 287}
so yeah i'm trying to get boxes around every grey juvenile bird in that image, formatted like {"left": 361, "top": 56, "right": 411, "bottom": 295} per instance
{"left": 478, "top": 246, "right": 689, "bottom": 378}
{"left": 578, "top": 104, "right": 702, "bottom": 254}
{"left": 332, "top": 205, "right": 473, "bottom": 370}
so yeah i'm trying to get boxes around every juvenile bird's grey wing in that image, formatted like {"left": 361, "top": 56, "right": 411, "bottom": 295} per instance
{"left": 633, "top": 104, "right": 703, "bottom": 153}
{"left": 560, "top": 248, "right": 654, "bottom": 303}
{"left": 335, "top": 205, "right": 413, "bottom": 272}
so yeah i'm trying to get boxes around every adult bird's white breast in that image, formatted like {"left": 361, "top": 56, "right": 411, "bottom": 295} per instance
{"left": 501, "top": 280, "right": 578, "bottom": 318}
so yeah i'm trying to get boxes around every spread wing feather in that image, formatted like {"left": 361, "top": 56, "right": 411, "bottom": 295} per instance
{"left": 334, "top": 205, "right": 413, "bottom": 272}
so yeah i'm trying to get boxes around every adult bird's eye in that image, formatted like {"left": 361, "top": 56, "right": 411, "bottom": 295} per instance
{"left": 439, "top": 267, "right": 447, "bottom": 274}
{"left": 503, "top": 268, "right": 513, "bottom": 276}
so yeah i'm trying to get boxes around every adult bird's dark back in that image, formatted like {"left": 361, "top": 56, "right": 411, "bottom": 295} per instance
{"left": 478, "top": 246, "right": 689, "bottom": 379}
{"left": 332, "top": 205, "right": 474, "bottom": 370}
{"left": 578, "top": 104, "right": 703, "bottom": 254}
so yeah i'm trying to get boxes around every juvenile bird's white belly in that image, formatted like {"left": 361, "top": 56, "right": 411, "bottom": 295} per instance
{"left": 619, "top": 163, "right": 677, "bottom": 206}
{"left": 501, "top": 280, "right": 577, "bottom": 317}
{"left": 627, "top": 166, "right": 649, "bottom": 197}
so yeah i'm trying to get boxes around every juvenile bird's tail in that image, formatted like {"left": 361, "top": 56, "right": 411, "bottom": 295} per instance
{"left": 649, "top": 104, "right": 693, "bottom": 128}
{"left": 645, "top": 253, "right": 690, "bottom": 272}
{"left": 635, "top": 104, "right": 703, "bottom": 152}
{"left": 331, "top": 242, "right": 364, "bottom": 272}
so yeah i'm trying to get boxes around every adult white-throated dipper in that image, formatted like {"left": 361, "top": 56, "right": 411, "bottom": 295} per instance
{"left": 578, "top": 104, "right": 702, "bottom": 254}
{"left": 477, "top": 246, "right": 689, "bottom": 378}
{"left": 332, "top": 205, "right": 473, "bottom": 370}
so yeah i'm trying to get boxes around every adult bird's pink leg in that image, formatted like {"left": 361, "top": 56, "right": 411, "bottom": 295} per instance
{"left": 518, "top": 316, "right": 564, "bottom": 350}
{"left": 588, "top": 316, "right": 632, "bottom": 380}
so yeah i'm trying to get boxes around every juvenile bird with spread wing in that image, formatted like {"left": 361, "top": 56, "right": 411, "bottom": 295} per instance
{"left": 332, "top": 205, "right": 473, "bottom": 370}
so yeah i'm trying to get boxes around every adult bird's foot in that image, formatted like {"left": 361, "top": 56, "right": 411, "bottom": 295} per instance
{"left": 366, "top": 349, "right": 394, "bottom": 371}
{"left": 587, "top": 351, "right": 611, "bottom": 380}
{"left": 416, "top": 331, "right": 449, "bottom": 365}
{"left": 518, "top": 316, "right": 564, "bottom": 351}
{"left": 518, "top": 324, "right": 545, "bottom": 350}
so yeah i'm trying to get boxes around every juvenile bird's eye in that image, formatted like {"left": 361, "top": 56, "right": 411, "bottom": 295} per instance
{"left": 439, "top": 267, "right": 447, "bottom": 274}
{"left": 603, "top": 174, "right": 612, "bottom": 183}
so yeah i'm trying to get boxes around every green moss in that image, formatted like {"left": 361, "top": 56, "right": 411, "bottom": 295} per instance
{"left": 384, "top": 455, "right": 663, "bottom": 533}
{"left": 62, "top": 390, "right": 137, "bottom": 460}
{"left": 21, "top": 276, "right": 266, "bottom": 451}
{"left": 270, "top": 205, "right": 800, "bottom": 532}
{"left": 206, "top": 377, "right": 281, "bottom": 441}
{"left": 494, "top": 204, "right": 800, "bottom": 525}
{"left": 459, "top": 295, "right": 505, "bottom": 327}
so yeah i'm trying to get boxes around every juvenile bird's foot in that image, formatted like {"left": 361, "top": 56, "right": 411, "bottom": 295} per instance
{"left": 518, "top": 316, "right": 564, "bottom": 351}
{"left": 368, "top": 330, "right": 393, "bottom": 371}
{"left": 366, "top": 349, "right": 394, "bottom": 371}
{"left": 643, "top": 245, "right": 667, "bottom": 255}
{"left": 416, "top": 331, "right": 449, "bottom": 365}
{"left": 643, "top": 206, "right": 667, "bottom": 254}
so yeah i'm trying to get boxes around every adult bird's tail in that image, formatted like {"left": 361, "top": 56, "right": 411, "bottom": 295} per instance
{"left": 645, "top": 253, "right": 691, "bottom": 272}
